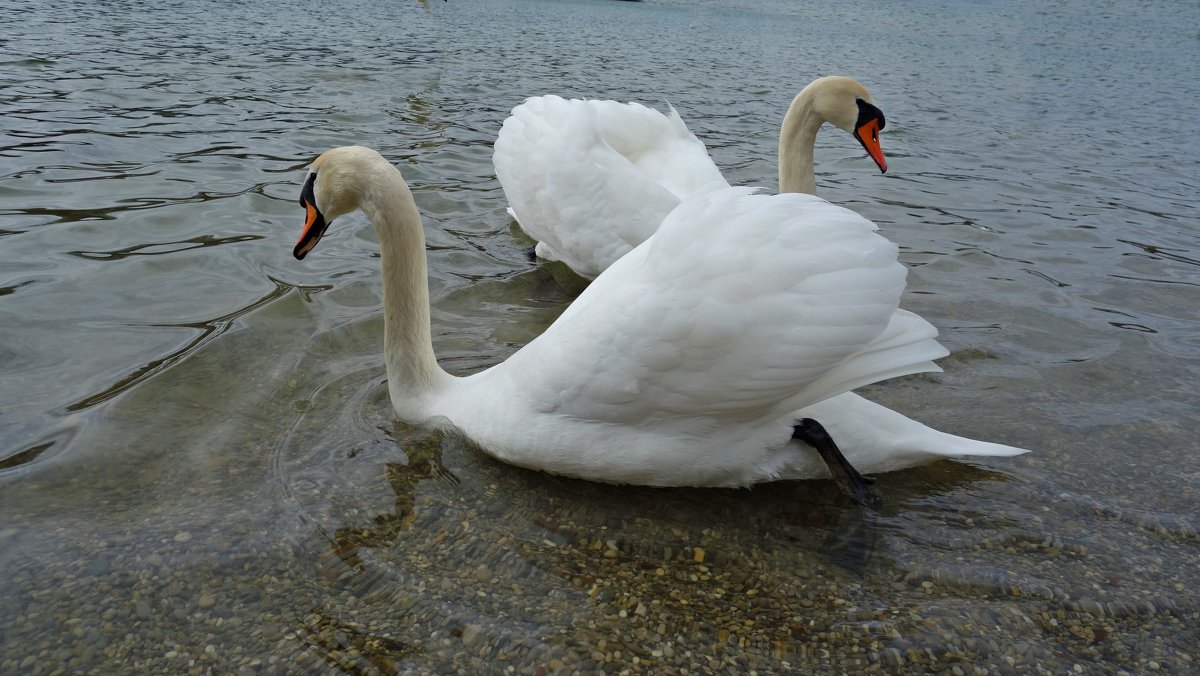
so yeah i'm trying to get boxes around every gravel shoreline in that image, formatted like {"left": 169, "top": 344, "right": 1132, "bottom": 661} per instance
{"left": 3, "top": 426, "right": 1196, "bottom": 674}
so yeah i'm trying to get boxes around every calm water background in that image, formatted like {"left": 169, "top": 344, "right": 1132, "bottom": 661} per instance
{"left": 2, "top": 0, "right": 1198, "bottom": 672}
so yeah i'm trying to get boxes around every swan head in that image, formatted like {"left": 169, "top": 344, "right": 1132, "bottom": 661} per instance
{"left": 804, "top": 76, "right": 888, "bottom": 173}
{"left": 294, "top": 146, "right": 385, "bottom": 260}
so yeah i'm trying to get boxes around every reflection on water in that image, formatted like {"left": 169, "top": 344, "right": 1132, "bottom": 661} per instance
{"left": 65, "top": 277, "right": 317, "bottom": 413}
{"left": 1, "top": 0, "right": 1198, "bottom": 672}
{"left": 327, "top": 429, "right": 461, "bottom": 571}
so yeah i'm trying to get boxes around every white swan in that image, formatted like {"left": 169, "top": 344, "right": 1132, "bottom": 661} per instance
{"left": 493, "top": 76, "right": 888, "bottom": 279}
{"left": 292, "top": 146, "right": 1026, "bottom": 506}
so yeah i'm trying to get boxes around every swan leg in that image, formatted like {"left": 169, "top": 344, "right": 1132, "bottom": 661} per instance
{"left": 792, "top": 418, "right": 882, "bottom": 510}
{"left": 523, "top": 245, "right": 537, "bottom": 262}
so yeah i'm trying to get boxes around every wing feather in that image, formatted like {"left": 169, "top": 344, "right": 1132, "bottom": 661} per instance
{"left": 500, "top": 188, "right": 945, "bottom": 425}
{"left": 493, "top": 96, "right": 727, "bottom": 278}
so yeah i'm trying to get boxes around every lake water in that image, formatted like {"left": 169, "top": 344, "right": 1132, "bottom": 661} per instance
{"left": 1, "top": 0, "right": 1197, "bottom": 672}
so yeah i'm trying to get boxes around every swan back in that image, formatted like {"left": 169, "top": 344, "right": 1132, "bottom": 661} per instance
{"left": 589, "top": 100, "right": 727, "bottom": 199}
{"left": 494, "top": 96, "right": 728, "bottom": 278}
{"left": 496, "top": 186, "right": 943, "bottom": 426}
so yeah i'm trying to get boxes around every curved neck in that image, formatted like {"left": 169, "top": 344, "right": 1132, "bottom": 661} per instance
{"left": 777, "top": 90, "right": 824, "bottom": 195}
{"left": 360, "top": 164, "right": 453, "bottom": 418}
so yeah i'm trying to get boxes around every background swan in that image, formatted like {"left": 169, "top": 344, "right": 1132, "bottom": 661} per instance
{"left": 291, "top": 146, "right": 1026, "bottom": 506}
{"left": 493, "top": 76, "right": 888, "bottom": 279}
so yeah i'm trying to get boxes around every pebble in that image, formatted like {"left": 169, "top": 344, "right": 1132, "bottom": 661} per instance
{"left": 1, "top": 415, "right": 1195, "bottom": 676}
{"left": 461, "top": 624, "right": 483, "bottom": 648}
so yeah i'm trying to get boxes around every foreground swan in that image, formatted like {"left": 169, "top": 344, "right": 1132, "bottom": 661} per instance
{"left": 293, "top": 146, "right": 1026, "bottom": 507}
{"left": 493, "top": 76, "right": 888, "bottom": 279}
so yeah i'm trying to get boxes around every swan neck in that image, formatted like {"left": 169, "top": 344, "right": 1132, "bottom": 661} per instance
{"left": 778, "top": 91, "right": 822, "bottom": 195}
{"left": 361, "top": 166, "right": 452, "bottom": 416}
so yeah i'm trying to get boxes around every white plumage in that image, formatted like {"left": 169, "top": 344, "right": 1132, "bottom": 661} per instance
{"left": 494, "top": 95, "right": 728, "bottom": 278}
{"left": 493, "top": 76, "right": 891, "bottom": 280}
{"left": 292, "top": 147, "right": 1027, "bottom": 492}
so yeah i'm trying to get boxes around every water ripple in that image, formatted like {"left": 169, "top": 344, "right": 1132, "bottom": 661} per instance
{"left": 65, "top": 277, "right": 324, "bottom": 413}
{"left": 1, "top": 0, "right": 1198, "bottom": 671}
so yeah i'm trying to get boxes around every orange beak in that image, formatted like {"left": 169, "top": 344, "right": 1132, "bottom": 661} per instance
{"left": 853, "top": 117, "right": 887, "bottom": 174}
{"left": 294, "top": 173, "right": 329, "bottom": 260}
{"left": 294, "top": 201, "right": 328, "bottom": 260}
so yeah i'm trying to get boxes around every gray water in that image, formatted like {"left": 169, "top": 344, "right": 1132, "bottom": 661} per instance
{"left": 2, "top": 0, "right": 1198, "bottom": 672}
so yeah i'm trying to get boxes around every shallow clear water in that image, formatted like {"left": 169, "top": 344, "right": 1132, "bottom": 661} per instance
{"left": 1, "top": 0, "right": 1197, "bottom": 672}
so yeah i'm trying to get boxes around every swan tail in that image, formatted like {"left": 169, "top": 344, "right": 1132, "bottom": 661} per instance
{"left": 796, "top": 393, "right": 1030, "bottom": 475}
{"left": 936, "top": 435, "right": 1029, "bottom": 458}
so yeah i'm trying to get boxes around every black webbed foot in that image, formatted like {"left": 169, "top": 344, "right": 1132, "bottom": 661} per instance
{"left": 792, "top": 418, "right": 882, "bottom": 511}
{"left": 523, "top": 245, "right": 538, "bottom": 262}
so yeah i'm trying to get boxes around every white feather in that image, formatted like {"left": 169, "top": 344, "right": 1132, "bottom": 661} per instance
{"left": 301, "top": 147, "right": 1028, "bottom": 491}
{"left": 493, "top": 77, "right": 891, "bottom": 280}
{"left": 493, "top": 95, "right": 727, "bottom": 279}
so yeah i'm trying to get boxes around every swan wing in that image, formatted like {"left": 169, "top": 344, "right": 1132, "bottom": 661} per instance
{"left": 586, "top": 99, "right": 729, "bottom": 199}
{"left": 494, "top": 96, "right": 727, "bottom": 278}
{"left": 502, "top": 187, "right": 945, "bottom": 425}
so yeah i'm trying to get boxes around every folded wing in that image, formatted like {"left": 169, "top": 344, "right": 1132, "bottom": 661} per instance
{"left": 493, "top": 95, "right": 727, "bottom": 278}
{"left": 502, "top": 187, "right": 945, "bottom": 425}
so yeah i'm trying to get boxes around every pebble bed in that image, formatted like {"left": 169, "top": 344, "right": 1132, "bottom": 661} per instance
{"left": 2, "top": 419, "right": 1196, "bottom": 675}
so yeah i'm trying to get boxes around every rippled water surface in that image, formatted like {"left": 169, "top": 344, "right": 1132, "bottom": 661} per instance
{"left": 2, "top": 0, "right": 1198, "bottom": 672}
